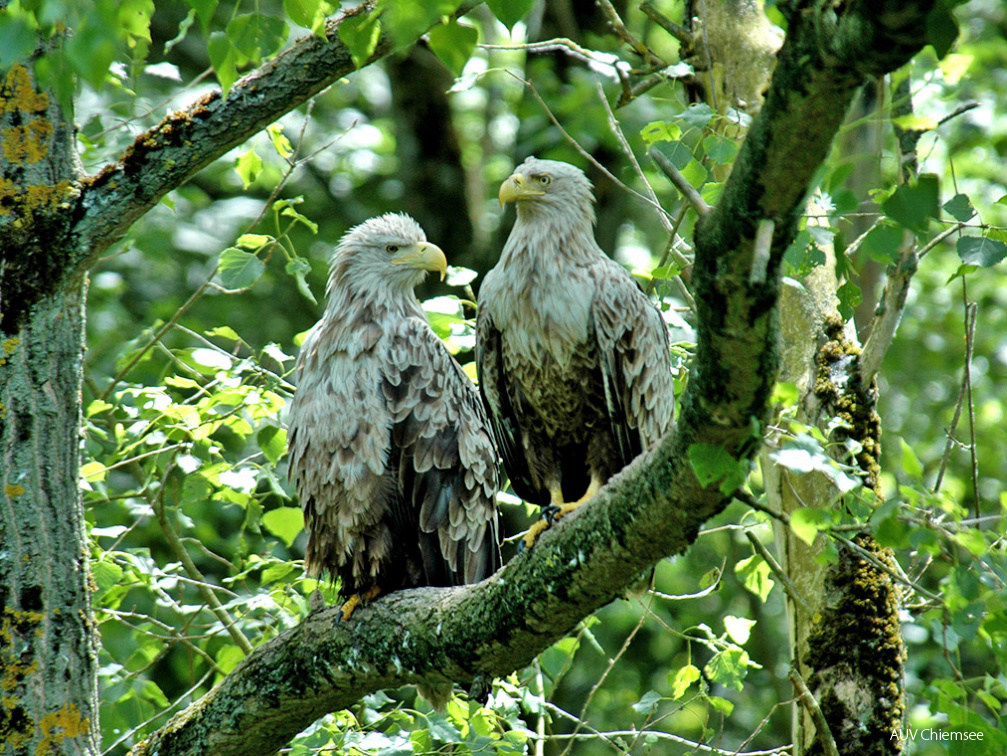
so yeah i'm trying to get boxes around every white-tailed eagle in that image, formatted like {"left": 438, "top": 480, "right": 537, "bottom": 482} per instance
{"left": 288, "top": 213, "right": 500, "bottom": 619}
{"left": 477, "top": 158, "right": 675, "bottom": 546}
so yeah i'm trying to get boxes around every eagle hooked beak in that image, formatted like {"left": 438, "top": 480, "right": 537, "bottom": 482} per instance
{"left": 499, "top": 173, "right": 545, "bottom": 208}
{"left": 391, "top": 241, "right": 448, "bottom": 281}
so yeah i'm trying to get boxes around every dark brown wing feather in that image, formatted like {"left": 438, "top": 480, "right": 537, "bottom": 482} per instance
{"left": 475, "top": 305, "right": 547, "bottom": 506}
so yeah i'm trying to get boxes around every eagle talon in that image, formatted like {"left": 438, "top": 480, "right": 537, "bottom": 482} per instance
{"left": 337, "top": 585, "right": 382, "bottom": 623}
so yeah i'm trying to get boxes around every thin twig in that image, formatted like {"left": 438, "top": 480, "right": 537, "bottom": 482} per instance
{"left": 510, "top": 72, "right": 675, "bottom": 222}
{"left": 597, "top": 0, "right": 665, "bottom": 67}
{"left": 593, "top": 79, "right": 696, "bottom": 308}
{"left": 733, "top": 489, "right": 790, "bottom": 524}
{"left": 961, "top": 293, "right": 980, "bottom": 519}
{"left": 154, "top": 459, "right": 254, "bottom": 654}
{"left": 745, "top": 530, "right": 812, "bottom": 615}
{"left": 558, "top": 595, "right": 652, "bottom": 756}
{"left": 639, "top": 1, "right": 692, "bottom": 45}
{"left": 649, "top": 146, "right": 712, "bottom": 216}
{"left": 934, "top": 300, "right": 977, "bottom": 495}
{"left": 789, "top": 666, "right": 840, "bottom": 756}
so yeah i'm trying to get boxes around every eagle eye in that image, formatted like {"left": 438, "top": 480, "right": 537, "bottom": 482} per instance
{"left": 385, "top": 244, "right": 399, "bottom": 254}
{"left": 538, "top": 175, "right": 552, "bottom": 186}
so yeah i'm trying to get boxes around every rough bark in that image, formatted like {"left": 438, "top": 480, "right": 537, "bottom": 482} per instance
{"left": 0, "top": 50, "right": 100, "bottom": 756}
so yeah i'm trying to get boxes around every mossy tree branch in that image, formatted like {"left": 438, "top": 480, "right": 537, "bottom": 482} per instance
{"left": 135, "top": 2, "right": 935, "bottom": 755}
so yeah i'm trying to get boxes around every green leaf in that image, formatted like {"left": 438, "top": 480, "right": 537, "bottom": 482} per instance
{"left": 706, "top": 695, "right": 735, "bottom": 715}
{"left": 206, "top": 326, "right": 240, "bottom": 341}
{"left": 704, "top": 648, "right": 749, "bottom": 691}
{"left": 724, "top": 615, "right": 757, "bottom": 645}
{"left": 631, "top": 689, "right": 662, "bottom": 714}
{"left": 285, "top": 258, "right": 318, "bottom": 304}
{"left": 236, "top": 233, "right": 271, "bottom": 250}
{"left": 641, "top": 120, "right": 682, "bottom": 146}
{"left": 939, "top": 52, "right": 972, "bottom": 85}
{"left": 86, "top": 399, "right": 114, "bottom": 417}
{"left": 487, "top": 0, "right": 535, "bottom": 31}
{"left": 338, "top": 11, "right": 382, "bottom": 69}
{"left": 957, "top": 236, "right": 1007, "bottom": 268}
{"left": 208, "top": 31, "right": 238, "bottom": 93}
{"left": 688, "top": 443, "right": 748, "bottom": 494}
{"left": 262, "top": 506, "right": 304, "bottom": 547}
{"left": 943, "top": 192, "right": 976, "bottom": 222}
{"left": 899, "top": 437, "right": 924, "bottom": 480}
{"left": 81, "top": 461, "right": 108, "bottom": 483}
{"left": 772, "top": 382, "right": 799, "bottom": 407}
{"left": 677, "top": 102, "right": 715, "bottom": 129}
{"left": 188, "top": 0, "right": 219, "bottom": 33}
{"left": 947, "top": 263, "right": 978, "bottom": 283}
{"left": 218, "top": 248, "right": 265, "bottom": 289}
{"left": 428, "top": 19, "right": 478, "bottom": 77}
{"left": 215, "top": 644, "right": 245, "bottom": 675}
{"left": 92, "top": 560, "right": 124, "bottom": 594}
{"left": 669, "top": 664, "right": 700, "bottom": 700}
{"left": 63, "top": 14, "right": 117, "bottom": 88}
{"left": 0, "top": 17, "right": 39, "bottom": 70}
{"left": 226, "top": 13, "right": 288, "bottom": 64}
{"left": 735, "top": 554, "right": 774, "bottom": 602}
{"left": 926, "top": 0, "right": 959, "bottom": 59}
{"left": 882, "top": 174, "right": 940, "bottom": 234}
{"left": 257, "top": 425, "right": 287, "bottom": 466}
{"left": 284, "top": 0, "right": 325, "bottom": 32}
{"left": 790, "top": 507, "right": 832, "bottom": 547}
{"left": 235, "top": 149, "right": 263, "bottom": 189}
{"left": 861, "top": 221, "right": 904, "bottom": 264}
{"left": 891, "top": 113, "right": 938, "bottom": 131}
{"left": 267, "top": 123, "right": 293, "bottom": 160}
{"left": 836, "top": 280, "right": 862, "bottom": 321}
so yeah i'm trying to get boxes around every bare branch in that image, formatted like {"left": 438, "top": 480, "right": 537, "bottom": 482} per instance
{"left": 649, "top": 147, "right": 712, "bottom": 217}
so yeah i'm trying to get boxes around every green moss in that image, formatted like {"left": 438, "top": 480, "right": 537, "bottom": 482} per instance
{"left": 813, "top": 315, "right": 882, "bottom": 494}
{"left": 804, "top": 535, "right": 906, "bottom": 754}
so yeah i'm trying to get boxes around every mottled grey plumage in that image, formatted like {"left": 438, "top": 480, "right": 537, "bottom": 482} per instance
{"left": 477, "top": 158, "right": 674, "bottom": 536}
{"left": 288, "top": 213, "right": 500, "bottom": 615}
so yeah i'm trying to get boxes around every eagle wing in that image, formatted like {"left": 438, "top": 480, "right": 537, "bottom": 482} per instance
{"left": 475, "top": 299, "right": 543, "bottom": 505}
{"left": 289, "top": 314, "right": 499, "bottom": 592}
{"left": 383, "top": 317, "right": 500, "bottom": 585}
{"left": 591, "top": 258, "right": 676, "bottom": 465}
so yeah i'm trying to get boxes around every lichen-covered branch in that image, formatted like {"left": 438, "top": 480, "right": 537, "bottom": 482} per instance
{"left": 135, "top": 3, "right": 936, "bottom": 755}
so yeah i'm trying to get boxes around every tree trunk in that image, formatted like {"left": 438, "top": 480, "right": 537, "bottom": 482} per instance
{"left": 764, "top": 215, "right": 906, "bottom": 755}
{"left": 1, "top": 57, "right": 98, "bottom": 754}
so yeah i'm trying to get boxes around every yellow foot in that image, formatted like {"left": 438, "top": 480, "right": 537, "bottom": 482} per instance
{"left": 520, "top": 479, "right": 603, "bottom": 551}
{"left": 519, "top": 500, "right": 588, "bottom": 550}
{"left": 338, "top": 585, "right": 382, "bottom": 622}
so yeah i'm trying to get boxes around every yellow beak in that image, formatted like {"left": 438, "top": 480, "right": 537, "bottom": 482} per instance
{"left": 499, "top": 173, "right": 545, "bottom": 208}
{"left": 391, "top": 241, "right": 447, "bottom": 281}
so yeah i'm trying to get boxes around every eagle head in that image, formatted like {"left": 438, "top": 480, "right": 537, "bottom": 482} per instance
{"left": 326, "top": 213, "right": 447, "bottom": 305}
{"left": 498, "top": 157, "right": 596, "bottom": 227}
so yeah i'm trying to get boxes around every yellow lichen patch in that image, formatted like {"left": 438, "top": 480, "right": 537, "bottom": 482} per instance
{"left": 36, "top": 704, "right": 90, "bottom": 756}
{"left": 24, "top": 181, "right": 72, "bottom": 213}
{"left": 5, "top": 484, "right": 26, "bottom": 497}
{"left": 0, "top": 176, "right": 16, "bottom": 216}
{"left": 3, "top": 337, "right": 19, "bottom": 355}
{"left": 0, "top": 65, "right": 49, "bottom": 115}
{"left": 2, "top": 120, "right": 54, "bottom": 164}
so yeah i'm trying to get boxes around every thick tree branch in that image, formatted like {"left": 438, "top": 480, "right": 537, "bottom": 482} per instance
{"left": 134, "top": 3, "right": 935, "bottom": 755}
